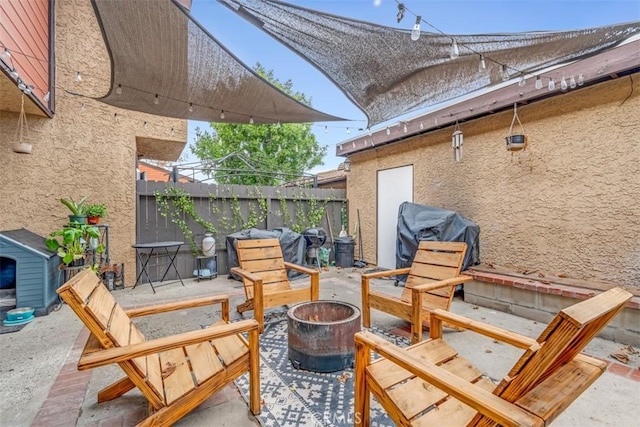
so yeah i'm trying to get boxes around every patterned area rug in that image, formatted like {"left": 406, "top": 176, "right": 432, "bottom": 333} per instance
{"left": 235, "top": 316, "right": 411, "bottom": 427}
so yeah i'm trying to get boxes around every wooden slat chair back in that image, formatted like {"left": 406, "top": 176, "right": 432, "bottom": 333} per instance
{"left": 232, "top": 238, "right": 320, "bottom": 332}
{"left": 354, "top": 287, "right": 632, "bottom": 427}
{"left": 57, "top": 269, "right": 261, "bottom": 427}
{"left": 237, "top": 239, "right": 291, "bottom": 299}
{"left": 362, "top": 240, "right": 472, "bottom": 343}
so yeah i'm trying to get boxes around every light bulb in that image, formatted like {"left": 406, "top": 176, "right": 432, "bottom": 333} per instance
{"left": 80, "top": 103, "right": 86, "bottom": 112}
{"left": 154, "top": 94, "right": 159, "bottom": 105}
{"left": 410, "top": 16, "right": 421, "bottom": 41}
{"left": 396, "top": 3, "right": 405, "bottom": 23}
{"left": 560, "top": 76, "right": 568, "bottom": 90}
{"left": 249, "top": 116, "right": 254, "bottom": 124}
{"left": 143, "top": 121, "right": 148, "bottom": 129}
{"left": 518, "top": 75, "right": 526, "bottom": 87}
{"left": 501, "top": 65, "right": 510, "bottom": 81}
{"left": 116, "top": 84, "right": 122, "bottom": 95}
{"left": 478, "top": 55, "right": 486, "bottom": 72}
{"left": 113, "top": 113, "right": 119, "bottom": 123}
{"left": 170, "top": 127, "right": 175, "bottom": 137}
{"left": 75, "top": 71, "right": 82, "bottom": 82}
{"left": 23, "top": 85, "right": 33, "bottom": 95}
{"left": 10, "top": 70, "right": 19, "bottom": 79}
{"left": 535, "top": 76, "right": 543, "bottom": 90}
{"left": 578, "top": 73, "right": 584, "bottom": 86}
{"left": 548, "top": 78, "right": 555, "bottom": 91}
{"left": 43, "top": 91, "right": 50, "bottom": 102}
{"left": 0, "top": 48, "right": 11, "bottom": 61}
{"left": 419, "top": 122, "right": 424, "bottom": 130}
{"left": 18, "top": 81, "right": 26, "bottom": 91}
{"left": 450, "top": 39, "right": 459, "bottom": 59}
{"left": 569, "top": 75, "right": 576, "bottom": 89}
{"left": 188, "top": 103, "right": 193, "bottom": 112}
{"left": 386, "top": 127, "right": 390, "bottom": 136}
{"left": 346, "top": 127, "right": 350, "bottom": 134}
{"left": 324, "top": 125, "right": 328, "bottom": 133}
{"left": 403, "top": 123, "right": 408, "bottom": 133}
{"left": 220, "top": 110, "right": 225, "bottom": 119}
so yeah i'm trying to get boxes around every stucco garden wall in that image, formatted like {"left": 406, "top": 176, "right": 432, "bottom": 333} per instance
{"left": 0, "top": 0, "right": 186, "bottom": 285}
{"left": 347, "top": 75, "right": 640, "bottom": 287}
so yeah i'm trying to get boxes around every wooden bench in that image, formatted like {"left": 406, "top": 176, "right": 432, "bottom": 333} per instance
{"left": 57, "top": 268, "right": 261, "bottom": 427}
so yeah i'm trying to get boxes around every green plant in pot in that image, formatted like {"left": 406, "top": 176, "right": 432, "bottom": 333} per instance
{"left": 45, "top": 223, "right": 104, "bottom": 267}
{"left": 85, "top": 203, "right": 107, "bottom": 225}
{"left": 61, "top": 196, "right": 88, "bottom": 224}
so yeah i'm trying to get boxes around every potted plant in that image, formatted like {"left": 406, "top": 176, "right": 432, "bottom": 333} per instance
{"left": 60, "top": 196, "right": 88, "bottom": 224}
{"left": 85, "top": 203, "right": 107, "bottom": 224}
{"left": 45, "top": 223, "right": 104, "bottom": 268}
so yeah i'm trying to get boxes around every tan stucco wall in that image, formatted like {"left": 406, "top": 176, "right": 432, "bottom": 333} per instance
{"left": 348, "top": 75, "right": 640, "bottom": 287}
{"left": 0, "top": 0, "right": 186, "bottom": 285}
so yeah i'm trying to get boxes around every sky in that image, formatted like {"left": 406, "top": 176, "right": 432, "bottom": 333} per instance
{"left": 183, "top": 0, "right": 640, "bottom": 173}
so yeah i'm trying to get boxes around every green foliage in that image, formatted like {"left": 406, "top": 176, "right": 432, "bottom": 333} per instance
{"left": 85, "top": 203, "right": 107, "bottom": 218}
{"left": 60, "top": 196, "right": 88, "bottom": 215}
{"left": 155, "top": 186, "right": 217, "bottom": 255}
{"left": 190, "top": 63, "right": 327, "bottom": 185}
{"left": 45, "top": 223, "right": 104, "bottom": 267}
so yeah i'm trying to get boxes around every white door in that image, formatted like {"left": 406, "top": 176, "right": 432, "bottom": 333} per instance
{"left": 377, "top": 165, "right": 413, "bottom": 269}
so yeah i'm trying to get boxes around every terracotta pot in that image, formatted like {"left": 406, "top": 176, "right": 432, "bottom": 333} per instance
{"left": 87, "top": 216, "right": 100, "bottom": 225}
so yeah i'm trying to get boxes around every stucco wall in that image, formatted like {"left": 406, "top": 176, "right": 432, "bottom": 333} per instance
{"left": 348, "top": 75, "right": 640, "bottom": 287}
{"left": 0, "top": 0, "right": 186, "bottom": 285}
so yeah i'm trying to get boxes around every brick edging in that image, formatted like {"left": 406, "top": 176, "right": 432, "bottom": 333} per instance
{"left": 466, "top": 270, "right": 640, "bottom": 310}
{"left": 32, "top": 329, "right": 92, "bottom": 426}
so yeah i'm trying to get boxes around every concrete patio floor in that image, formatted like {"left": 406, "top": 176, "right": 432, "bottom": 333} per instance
{"left": 1, "top": 266, "right": 638, "bottom": 426}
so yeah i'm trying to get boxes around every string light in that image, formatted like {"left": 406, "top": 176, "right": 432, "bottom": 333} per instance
{"left": 419, "top": 121, "right": 424, "bottom": 130}
{"left": 249, "top": 116, "right": 254, "bottom": 124}
{"left": 220, "top": 110, "right": 225, "bottom": 119}
{"left": 80, "top": 102, "right": 86, "bottom": 112}
{"left": 396, "top": 3, "right": 405, "bottom": 23}
{"left": 386, "top": 127, "right": 391, "bottom": 135}
{"left": 75, "top": 71, "right": 82, "bottom": 82}
{"left": 170, "top": 127, "right": 175, "bottom": 137}
{"left": 535, "top": 76, "right": 543, "bottom": 90}
{"left": 478, "top": 54, "right": 486, "bottom": 72}
{"left": 346, "top": 127, "right": 350, "bottom": 134}
{"left": 143, "top": 121, "right": 148, "bottom": 129}
{"left": 10, "top": 70, "right": 19, "bottom": 79}
{"left": 569, "top": 75, "right": 577, "bottom": 89}
{"left": 518, "top": 75, "right": 526, "bottom": 87}
{"left": 154, "top": 94, "right": 159, "bottom": 105}
{"left": 116, "top": 84, "right": 123, "bottom": 95}
{"left": 0, "top": 48, "right": 11, "bottom": 61}
{"left": 450, "top": 39, "right": 459, "bottom": 59}
{"left": 188, "top": 103, "right": 193, "bottom": 112}
{"left": 43, "top": 91, "right": 50, "bottom": 102}
{"left": 324, "top": 125, "right": 328, "bottom": 133}
{"left": 548, "top": 78, "right": 555, "bottom": 91}
{"left": 403, "top": 122, "right": 408, "bottom": 133}
{"left": 578, "top": 74, "right": 584, "bottom": 86}
{"left": 560, "top": 76, "right": 568, "bottom": 90}
{"left": 410, "top": 16, "right": 421, "bottom": 41}
{"left": 113, "top": 113, "right": 119, "bottom": 123}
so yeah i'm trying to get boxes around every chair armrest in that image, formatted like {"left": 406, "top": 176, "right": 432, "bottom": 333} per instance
{"left": 78, "top": 319, "right": 260, "bottom": 370}
{"left": 361, "top": 267, "right": 412, "bottom": 280}
{"left": 355, "top": 331, "right": 543, "bottom": 427}
{"left": 284, "top": 262, "right": 319, "bottom": 276}
{"left": 125, "top": 295, "right": 230, "bottom": 318}
{"left": 431, "top": 309, "right": 538, "bottom": 349}
{"left": 231, "top": 267, "right": 263, "bottom": 284}
{"left": 411, "top": 275, "right": 474, "bottom": 293}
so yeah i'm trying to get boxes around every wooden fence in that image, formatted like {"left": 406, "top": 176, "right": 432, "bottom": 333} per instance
{"left": 136, "top": 181, "right": 347, "bottom": 280}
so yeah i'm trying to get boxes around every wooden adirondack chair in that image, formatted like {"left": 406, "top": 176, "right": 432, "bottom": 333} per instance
{"left": 354, "top": 287, "right": 632, "bottom": 427}
{"left": 231, "top": 238, "right": 319, "bottom": 332}
{"left": 361, "top": 240, "right": 472, "bottom": 343}
{"left": 57, "top": 268, "right": 261, "bottom": 427}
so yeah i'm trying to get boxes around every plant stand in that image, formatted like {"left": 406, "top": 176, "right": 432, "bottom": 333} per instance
{"left": 195, "top": 254, "right": 217, "bottom": 281}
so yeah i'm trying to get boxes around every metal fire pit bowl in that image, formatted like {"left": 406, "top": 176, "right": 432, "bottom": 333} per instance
{"left": 287, "top": 300, "right": 361, "bottom": 373}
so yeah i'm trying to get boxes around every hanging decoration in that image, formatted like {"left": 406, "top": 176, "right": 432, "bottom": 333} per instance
{"left": 505, "top": 103, "right": 527, "bottom": 151}
{"left": 12, "top": 94, "right": 32, "bottom": 154}
{"left": 452, "top": 121, "right": 463, "bottom": 162}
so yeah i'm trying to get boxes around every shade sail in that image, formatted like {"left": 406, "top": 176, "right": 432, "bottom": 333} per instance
{"left": 91, "top": 0, "right": 344, "bottom": 124}
{"left": 220, "top": 0, "right": 640, "bottom": 126}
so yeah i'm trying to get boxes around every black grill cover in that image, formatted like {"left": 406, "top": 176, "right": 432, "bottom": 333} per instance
{"left": 226, "top": 227, "right": 306, "bottom": 281}
{"left": 396, "top": 202, "right": 480, "bottom": 273}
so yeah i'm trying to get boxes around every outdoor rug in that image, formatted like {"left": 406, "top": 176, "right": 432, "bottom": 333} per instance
{"left": 235, "top": 315, "right": 411, "bottom": 427}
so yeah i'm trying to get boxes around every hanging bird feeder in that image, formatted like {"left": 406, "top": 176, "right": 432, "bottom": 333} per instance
{"left": 505, "top": 103, "right": 527, "bottom": 151}
{"left": 452, "top": 120, "right": 463, "bottom": 162}
{"left": 12, "top": 94, "right": 32, "bottom": 154}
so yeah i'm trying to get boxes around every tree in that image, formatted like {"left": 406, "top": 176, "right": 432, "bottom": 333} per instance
{"left": 190, "top": 63, "right": 327, "bottom": 185}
